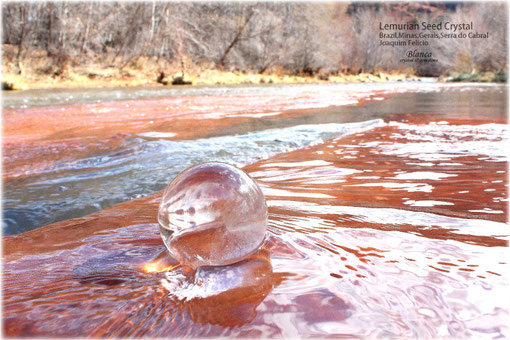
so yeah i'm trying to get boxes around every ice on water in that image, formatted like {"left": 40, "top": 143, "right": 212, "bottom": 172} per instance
{"left": 158, "top": 162, "right": 267, "bottom": 268}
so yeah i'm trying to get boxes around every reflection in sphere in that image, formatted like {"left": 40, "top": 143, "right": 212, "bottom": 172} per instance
{"left": 158, "top": 162, "right": 267, "bottom": 268}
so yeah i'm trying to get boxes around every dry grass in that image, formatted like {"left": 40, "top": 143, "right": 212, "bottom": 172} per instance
{"left": 2, "top": 45, "right": 417, "bottom": 91}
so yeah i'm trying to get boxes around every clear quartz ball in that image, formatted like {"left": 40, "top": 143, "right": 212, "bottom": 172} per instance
{"left": 158, "top": 162, "right": 268, "bottom": 269}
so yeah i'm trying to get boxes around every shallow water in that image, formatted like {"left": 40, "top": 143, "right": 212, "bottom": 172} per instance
{"left": 3, "top": 115, "right": 508, "bottom": 337}
{"left": 2, "top": 81, "right": 433, "bottom": 110}
{"left": 2, "top": 82, "right": 506, "bottom": 234}
{"left": 2, "top": 119, "right": 383, "bottom": 235}
{"left": 2, "top": 82, "right": 509, "bottom": 337}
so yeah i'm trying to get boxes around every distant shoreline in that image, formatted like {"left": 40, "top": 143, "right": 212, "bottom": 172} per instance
{"left": 3, "top": 68, "right": 506, "bottom": 92}
{"left": 2, "top": 67, "right": 417, "bottom": 91}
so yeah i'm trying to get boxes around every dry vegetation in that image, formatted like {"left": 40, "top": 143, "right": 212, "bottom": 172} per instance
{"left": 1, "top": 2, "right": 507, "bottom": 90}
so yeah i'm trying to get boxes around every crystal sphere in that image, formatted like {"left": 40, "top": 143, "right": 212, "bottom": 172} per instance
{"left": 158, "top": 162, "right": 268, "bottom": 269}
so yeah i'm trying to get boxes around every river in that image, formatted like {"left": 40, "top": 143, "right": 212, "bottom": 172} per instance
{"left": 2, "top": 82, "right": 506, "bottom": 234}
{"left": 2, "top": 81, "right": 509, "bottom": 337}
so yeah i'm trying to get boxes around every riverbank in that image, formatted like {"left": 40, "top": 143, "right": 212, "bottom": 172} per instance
{"left": 5, "top": 63, "right": 506, "bottom": 92}
{"left": 4, "top": 44, "right": 506, "bottom": 91}
{"left": 2, "top": 45, "right": 418, "bottom": 91}
{"left": 441, "top": 71, "right": 508, "bottom": 83}
{"left": 2, "top": 65, "right": 416, "bottom": 91}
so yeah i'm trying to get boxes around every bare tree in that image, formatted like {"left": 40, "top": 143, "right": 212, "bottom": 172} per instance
{"left": 1, "top": 2, "right": 506, "bottom": 78}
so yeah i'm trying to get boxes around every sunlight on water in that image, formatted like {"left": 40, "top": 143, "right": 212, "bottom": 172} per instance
{"left": 241, "top": 120, "right": 509, "bottom": 338}
{"left": 2, "top": 84, "right": 508, "bottom": 338}
{"left": 3, "top": 83, "right": 506, "bottom": 235}
{"left": 3, "top": 117, "right": 508, "bottom": 338}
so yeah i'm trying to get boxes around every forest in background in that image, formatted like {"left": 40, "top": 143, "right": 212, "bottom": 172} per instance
{"left": 1, "top": 1, "right": 508, "bottom": 89}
